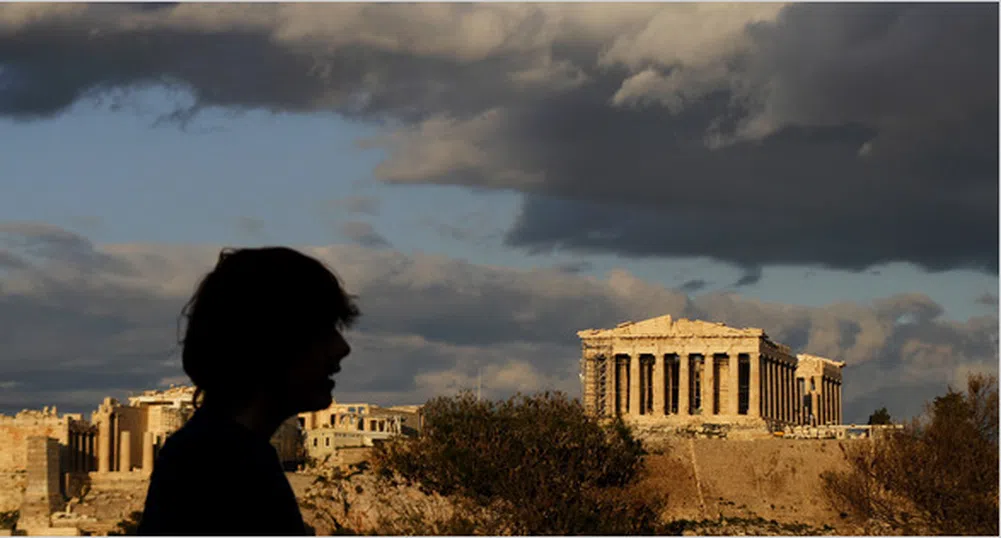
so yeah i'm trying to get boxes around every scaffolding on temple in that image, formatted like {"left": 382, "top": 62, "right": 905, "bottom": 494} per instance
{"left": 580, "top": 338, "right": 613, "bottom": 417}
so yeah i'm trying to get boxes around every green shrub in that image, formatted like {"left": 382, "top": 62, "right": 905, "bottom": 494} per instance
{"left": 867, "top": 407, "right": 892, "bottom": 425}
{"left": 373, "top": 391, "right": 665, "bottom": 535}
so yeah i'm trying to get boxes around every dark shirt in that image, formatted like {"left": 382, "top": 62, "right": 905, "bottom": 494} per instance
{"left": 137, "top": 405, "right": 310, "bottom": 536}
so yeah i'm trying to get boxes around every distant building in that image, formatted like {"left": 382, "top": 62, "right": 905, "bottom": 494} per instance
{"left": 578, "top": 315, "right": 844, "bottom": 429}
{"left": 297, "top": 401, "right": 421, "bottom": 463}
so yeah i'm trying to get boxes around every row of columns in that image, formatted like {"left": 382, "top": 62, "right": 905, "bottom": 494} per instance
{"left": 91, "top": 414, "right": 159, "bottom": 473}
{"left": 593, "top": 352, "right": 760, "bottom": 418}
{"left": 585, "top": 352, "right": 830, "bottom": 426}
{"left": 819, "top": 376, "right": 842, "bottom": 425}
{"left": 67, "top": 431, "right": 96, "bottom": 472}
{"left": 760, "top": 356, "right": 798, "bottom": 423}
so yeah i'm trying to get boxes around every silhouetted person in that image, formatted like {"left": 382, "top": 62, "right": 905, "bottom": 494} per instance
{"left": 138, "top": 247, "right": 358, "bottom": 536}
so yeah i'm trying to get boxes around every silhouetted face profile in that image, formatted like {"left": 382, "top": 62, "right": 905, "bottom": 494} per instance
{"left": 280, "top": 326, "right": 351, "bottom": 413}
{"left": 180, "top": 246, "right": 359, "bottom": 418}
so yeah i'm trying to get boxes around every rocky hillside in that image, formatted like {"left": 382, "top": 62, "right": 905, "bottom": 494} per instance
{"left": 290, "top": 437, "right": 866, "bottom": 535}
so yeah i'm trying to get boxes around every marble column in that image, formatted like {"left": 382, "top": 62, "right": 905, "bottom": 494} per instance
{"left": 830, "top": 381, "right": 836, "bottom": 424}
{"left": 616, "top": 358, "right": 627, "bottom": 416}
{"left": 652, "top": 355, "right": 665, "bottom": 416}
{"left": 830, "top": 379, "right": 835, "bottom": 424}
{"left": 828, "top": 379, "right": 833, "bottom": 424}
{"left": 776, "top": 363, "right": 783, "bottom": 422}
{"left": 764, "top": 358, "right": 772, "bottom": 416}
{"left": 728, "top": 354, "right": 740, "bottom": 415}
{"left": 835, "top": 381, "right": 840, "bottom": 424}
{"left": 793, "top": 376, "right": 801, "bottom": 424}
{"left": 679, "top": 355, "right": 690, "bottom": 415}
{"left": 143, "top": 432, "right": 155, "bottom": 474}
{"left": 827, "top": 379, "right": 833, "bottom": 424}
{"left": 778, "top": 364, "right": 784, "bottom": 422}
{"left": 776, "top": 362, "right": 783, "bottom": 420}
{"left": 791, "top": 368, "right": 797, "bottom": 422}
{"left": 583, "top": 358, "right": 595, "bottom": 414}
{"left": 823, "top": 380, "right": 828, "bottom": 425}
{"left": 775, "top": 361, "right": 781, "bottom": 420}
{"left": 761, "top": 357, "right": 769, "bottom": 418}
{"left": 665, "top": 356, "right": 674, "bottom": 414}
{"left": 702, "top": 355, "right": 714, "bottom": 415}
{"left": 600, "top": 358, "right": 608, "bottom": 416}
{"left": 768, "top": 359, "right": 775, "bottom": 420}
{"left": 112, "top": 415, "right": 121, "bottom": 472}
{"left": 832, "top": 378, "right": 840, "bottom": 426}
{"left": 119, "top": 431, "right": 131, "bottom": 473}
{"left": 629, "top": 355, "right": 641, "bottom": 415}
{"left": 782, "top": 364, "right": 788, "bottom": 421}
{"left": 779, "top": 363, "right": 785, "bottom": 421}
{"left": 836, "top": 382, "right": 842, "bottom": 424}
{"left": 818, "top": 379, "right": 824, "bottom": 424}
{"left": 785, "top": 365, "right": 792, "bottom": 422}
{"left": 97, "top": 417, "right": 111, "bottom": 473}
{"left": 605, "top": 357, "right": 615, "bottom": 417}
{"left": 87, "top": 433, "right": 94, "bottom": 472}
{"left": 813, "top": 388, "right": 821, "bottom": 426}
{"left": 749, "top": 355, "right": 760, "bottom": 417}
{"left": 780, "top": 365, "right": 788, "bottom": 422}
{"left": 780, "top": 364, "right": 788, "bottom": 422}
{"left": 768, "top": 360, "right": 776, "bottom": 418}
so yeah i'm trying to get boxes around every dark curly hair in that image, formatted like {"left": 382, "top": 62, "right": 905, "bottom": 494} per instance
{"left": 178, "top": 247, "right": 359, "bottom": 410}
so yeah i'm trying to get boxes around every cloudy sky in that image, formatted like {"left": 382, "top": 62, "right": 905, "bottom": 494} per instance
{"left": 0, "top": 3, "right": 997, "bottom": 423}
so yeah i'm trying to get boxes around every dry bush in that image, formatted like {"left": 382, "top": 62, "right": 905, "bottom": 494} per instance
{"left": 372, "top": 391, "right": 666, "bottom": 535}
{"left": 0, "top": 510, "right": 18, "bottom": 530}
{"left": 823, "top": 373, "right": 999, "bottom": 535}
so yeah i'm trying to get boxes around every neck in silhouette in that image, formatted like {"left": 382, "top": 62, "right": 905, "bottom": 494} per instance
{"left": 203, "top": 395, "right": 289, "bottom": 441}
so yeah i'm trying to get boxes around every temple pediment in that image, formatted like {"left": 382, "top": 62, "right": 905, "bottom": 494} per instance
{"left": 577, "top": 314, "right": 765, "bottom": 339}
{"left": 796, "top": 353, "right": 846, "bottom": 368}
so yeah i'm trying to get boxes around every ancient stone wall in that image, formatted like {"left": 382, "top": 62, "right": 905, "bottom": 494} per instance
{"left": 0, "top": 472, "right": 26, "bottom": 512}
{"left": 0, "top": 412, "right": 71, "bottom": 472}
{"left": 19, "top": 437, "right": 63, "bottom": 531}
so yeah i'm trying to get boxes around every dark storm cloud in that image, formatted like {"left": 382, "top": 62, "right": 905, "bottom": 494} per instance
{"left": 0, "top": 224, "right": 995, "bottom": 421}
{"left": 1, "top": 3, "right": 995, "bottom": 272}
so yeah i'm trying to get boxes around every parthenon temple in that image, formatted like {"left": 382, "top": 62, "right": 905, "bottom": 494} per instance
{"left": 578, "top": 315, "right": 844, "bottom": 427}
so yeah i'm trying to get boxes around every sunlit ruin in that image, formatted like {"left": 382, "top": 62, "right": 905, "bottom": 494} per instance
{"left": 0, "top": 316, "right": 962, "bottom": 536}
{"left": 0, "top": 387, "right": 422, "bottom": 536}
{"left": 579, "top": 315, "right": 852, "bottom": 439}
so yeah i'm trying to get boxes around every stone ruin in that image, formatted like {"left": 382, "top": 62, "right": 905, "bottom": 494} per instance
{"left": 579, "top": 315, "right": 846, "bottom": 438}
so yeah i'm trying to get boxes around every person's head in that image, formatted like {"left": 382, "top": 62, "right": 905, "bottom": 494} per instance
{"left": 180, "top": 247, "right": 359, "bottom": 417}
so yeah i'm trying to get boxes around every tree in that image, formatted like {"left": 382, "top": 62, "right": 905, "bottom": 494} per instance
{"left": 867, "top": 407, "right": 891, "bottom": 425}
{"left": 372, "top": 391, "right": 665, "bottom": 535}
{"left": 823, "top": 373, "right": 999, "bottom": 535}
